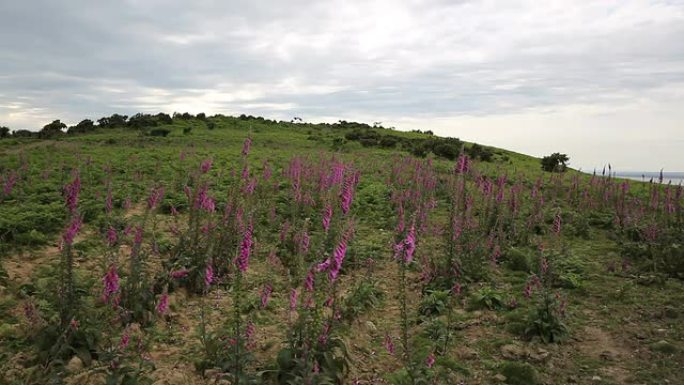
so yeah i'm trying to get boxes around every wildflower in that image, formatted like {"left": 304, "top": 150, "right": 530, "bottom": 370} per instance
{"left": 70, "top": 318, "right": 79, "bottom": 331}
{"left": 509, "top": 297, "right": 518, "bottom": 309}
{"left": 64, "top": 174, "right": 81, "bottom": 213}
{"left": 243, "top": 178, "right": 257, "bottom": 195}
{"left": 318, "top": 323, "right": 331, "bottom": 345}
{"left": 491, "top": 245, "right": 501, "bottom": 265}
{"left": 451, "top": 281, "right": 462, "bottom": 296}
{"left": 205, "top": 264, "right": 214, "bottom": 289}
{"left": 242, "top": 136, "right": 252, "bottom": 157}
{"left": 62, "top": 216, "right": 83, "bottom": 246}
{"left": 147, "top": 186, "right": 165, "bottom": 210}
{"left": 201, "top": 195, "right": 216, "bottom": 213}
{"left": 171, "top": 269, "right": 189, "bottom": 279}
{"left": 297, "top": 230, "right": 310, "bottom": 255}
{"left": 260, "top": 284, "right": 273, "bottom": 308}
{"left": 2, "top": 171, "right": 18, "bottom": 196}
{"left": 395, "top": 222, "right": 416, "bottom": 263}
{"left": 322, "top": 204, "right": 333, "bottom": 232}
{"left": 289, "top": 288, "right": 298, "bottom": 311}
{"left": 262, "top": 161, "right": 272, "bottom": 181}
{"left": 133, "top": 226, "right": 143, "bottom": 246}
{"left": 236, "top": 221, "right": 254, "bottom": 272}
{"left": 384, "top": 333, "right": 395, "bottom": 355}
{"left": 523, "top": 282, "right": 532, "bottom": 299}
{"left": 200, "top": 158, "right": 212, "bottom": 174}
{"left": 102, "top": 265, "right": 120, "bottom": 302}
{"left": 106, "top": 226, "right": 118, "bottom": 246}
{"left": 316, "top": 258, "right": 332, "bottom": 273}
{"left": 455, "top": 154, "right": 470, "bottom": 174}
{"left": 426, "top": 353, "right": 436, "bottom": 368}
{"left": 340, "top": 173, "right": 355, "bottom": 215}
{"left": 157, "top": 293, "right": 169, "bottom": 315}
{"left": 327, "top": 235, "right": 349, "bottom": 282}
{"left": 105, "top": 188, "right": 113, "bottom": 214}
{"left": 304, "top": 269, "right": 315, "bottom": 292}
{"left": 119, "top": 332, "right": 130, "bottom": 350}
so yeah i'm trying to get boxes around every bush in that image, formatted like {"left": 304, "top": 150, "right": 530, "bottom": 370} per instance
{"left": 148, "top": 128, "right": 171, "bottom": 137}
{"left": 540, "top": 153, "right": 569, "bottom": 172}
{"left": 468, "top": 287, "right": 505, "bottom": 310}
{"left": 499, "top": 362, "right": 539, "bottom": 385}
{"left": 504, "top": 247, "right": 532, "bottom": 272}
{"left": 419, "top": 290, "right": 451, "bottom": 318}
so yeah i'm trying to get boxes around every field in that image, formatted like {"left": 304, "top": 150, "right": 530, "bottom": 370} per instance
{"left": 0, "top": 116, "right": 682, "bottom": 385}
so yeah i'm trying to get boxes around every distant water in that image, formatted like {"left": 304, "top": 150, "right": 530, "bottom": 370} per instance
{"left": 612, "top": 171, "right": 684, "bottom": 185}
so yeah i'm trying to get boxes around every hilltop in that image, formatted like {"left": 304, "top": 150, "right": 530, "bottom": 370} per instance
{"left": 0, "top": 114, "right": 682, "bottom": 385}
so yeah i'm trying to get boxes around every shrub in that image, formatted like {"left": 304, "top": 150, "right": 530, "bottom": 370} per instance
{"left": 419, "top": 290, "right": 451, "bottom": 318}
{"left": 148, "top": 128, "right": 171, "bottom": 137}
{"left": 505, "top": 247, "right": 532, "bottom": 272}
{"left": 540, "top": 153, "right": 569, "bottom": 172}
{"left": 499, "top": 362, "right": 539, "bottom": 385}
{"left": 468, "top": 287, "right": 505, "bottom": 310}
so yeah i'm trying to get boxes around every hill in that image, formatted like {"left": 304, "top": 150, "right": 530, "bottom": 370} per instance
{"left": 0, "top": 114, "right": 682, "bottom": 385}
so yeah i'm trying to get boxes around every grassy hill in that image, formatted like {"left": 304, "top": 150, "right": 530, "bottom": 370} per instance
{"left": 0, "top": 115, "right": 682, "bottom": 385}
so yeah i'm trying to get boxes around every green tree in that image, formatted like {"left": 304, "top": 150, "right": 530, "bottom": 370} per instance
{"left": 67, "top": 119, "right": 95, "bottom": 134}
{"left": 39, "top": 120, "right": 66, "bottom": 138}
{"left": 0, "top": 126, "right": 10, "bottom": 138}
{"left": 541, "top": 153, "right": 569, "bottom": 172}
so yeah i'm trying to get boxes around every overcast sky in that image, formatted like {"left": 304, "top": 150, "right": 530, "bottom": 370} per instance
{"left": 1, "top": 1, "right": 683, "bottom": 171}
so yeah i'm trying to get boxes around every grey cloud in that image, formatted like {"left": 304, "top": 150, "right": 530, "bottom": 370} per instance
{"left": 0, "top": 0, "right": 683, "bottom": 169}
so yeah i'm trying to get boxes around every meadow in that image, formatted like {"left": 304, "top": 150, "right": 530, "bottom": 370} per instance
{"left": 0, "top": 115, "right": 682, "bottom": 385}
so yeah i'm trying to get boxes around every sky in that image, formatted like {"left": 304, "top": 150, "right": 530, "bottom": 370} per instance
{"left": 0, "top": 0, "right": 683, "bottom": 171}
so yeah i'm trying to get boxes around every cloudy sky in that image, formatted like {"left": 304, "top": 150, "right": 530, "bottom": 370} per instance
{"left": 1, "top": 0, "right": 683, "bottom": 171}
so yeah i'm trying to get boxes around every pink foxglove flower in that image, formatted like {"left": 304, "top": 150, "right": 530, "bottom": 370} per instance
{"left": 426, "top": 353, "right": 435, "bottom": 368}
{"left": 328, "top": 238, "right": 348, "bottom": 281}
{"left": 105, "top": 188, "right": 113, "bottom": 214}
{"left": 322, "top": 204, "right": 333, "bottom": 232}
{"left": 205, "top": 264, "right": 214, "bottom": 288}
{"left": 304, "top": 269, "right": 315, "bottom": 292}
{"left": 340, "top": 174, "right": 355, "bottom": 215}
{"left": 102, "top": 264, "right": 120, "bottom": 302}
{"left": 64, "top": 174, "right": 81, "bottom": 213}
{"left": 133, "top": 226, "right": 143, "bottom": 246}
{"left": 147, "top": 187, "right": 165, "bottom": 210}
{"left": 106, "top": 226, "right": 118, "bottom": 246}
{"left": 171, "top": 269, "right": 189, "bottom": 279}
{"left": 260, "top": 284, "right": 272, "bottom": 308}
{"left": 242, "top": 137, "right": 252, "bottom": 157}
{"left": 289, "top": 288, "right": 298, "bottom": 311}
{"left": 200, "top": 158, "right": 212, "bottom": 174}
{"left": 236, "top": 221, "right": 254, "bottom": 272}
{"left": 63, "top": 216, "right": 83, "bottom": 246}
{"left": 395, "top": 222, "right": 416, "bottom": 263}
{"left": 384, "top": 333, "right": 395, "bottom": 355}
{"left": 119, "top": 332, "right": 130, "bottom": 350}
{"left": 2, "top": 171, "right": 18, "bottom": 196}
{"left": 157, "top": 293, "right": 169, "bottom": 315}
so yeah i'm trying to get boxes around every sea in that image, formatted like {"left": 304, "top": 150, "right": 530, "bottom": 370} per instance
{"left": 611, "top": 171, "right": 684, "bottom": 185}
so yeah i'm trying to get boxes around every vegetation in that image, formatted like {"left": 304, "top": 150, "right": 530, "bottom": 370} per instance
{"left": 540, "top": 153, "right": 569, "bottom": 172}
{"left": 0, "top": 114, "right": 682, "bottom": 385}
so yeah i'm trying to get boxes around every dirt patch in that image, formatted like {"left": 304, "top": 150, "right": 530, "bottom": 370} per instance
{"left": 577, "top": 326, "right": 632, "bottom": 383}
